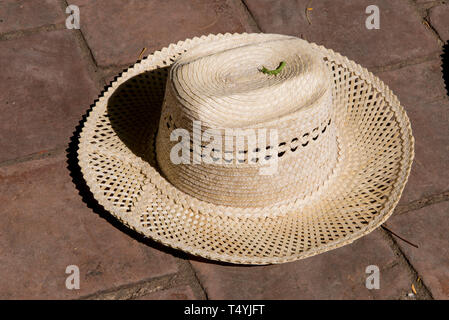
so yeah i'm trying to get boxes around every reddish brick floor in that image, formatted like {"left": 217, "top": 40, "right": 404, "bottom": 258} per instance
{"left": 0, "top": 30, "right": 101, "bottom": 163}
{"left": 0, "top": 0, "right": 65, "bottom": 34}
{"left": 136, "top": 286, "right": 197, "bottom": 300}
{"left": 0, "top": 154, "right": 179, "bottom": 299}
{"left": 244, "top": 0, "right": 441, "bottom": 68}
{"left": 0, "top": 0, "right": 447, "bottom": 299}
{"left": 65, "top": 0, "right": 254, "bottom": 67}
{"left": 387, "top": 202, "right": 449, "bottom": 299}
{"left": 429, "top": 4, "right": 449, "bottom": 42}
{"left": 376, "top": 61, "right": 449, "bottom": 205}
{"left": 191, "top": 231, "right": 413, "bottom": 299}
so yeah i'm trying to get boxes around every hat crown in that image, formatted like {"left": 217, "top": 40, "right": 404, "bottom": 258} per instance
{"left": 169, "top": 36, "right": 330, "bottom": 128}
{"left": 156, "top": 34, "right": 340, "bottom": 208}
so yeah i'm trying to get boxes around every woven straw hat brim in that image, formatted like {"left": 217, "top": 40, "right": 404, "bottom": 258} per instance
{"left": 78, "top": 33, "right": 414, "bottom": 265}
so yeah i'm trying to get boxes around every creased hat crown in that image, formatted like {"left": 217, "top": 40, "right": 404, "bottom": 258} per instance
{"left": 156, "top": 34, "right": 340, "bottom": 208}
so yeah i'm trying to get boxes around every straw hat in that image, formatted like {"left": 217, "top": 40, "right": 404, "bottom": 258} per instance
{"left": 78, "top": 33, "right": 414, "bottom": 264}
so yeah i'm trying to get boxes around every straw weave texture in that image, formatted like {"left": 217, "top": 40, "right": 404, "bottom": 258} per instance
{"left": 78, "top": 33, "right": 414, "bottom": 264}
{"left": 157, "top": 35, "right": 338, "bottom": 207}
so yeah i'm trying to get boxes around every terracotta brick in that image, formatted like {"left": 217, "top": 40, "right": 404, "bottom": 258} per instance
{"left": 0, "top": 30, "right": 100, "bottom": 163}
{"left": 244, "top": 0, "right": 440, "bottom": 68}
{"left": 0, "top": 154, "right": 179, "bottom": 299}
{"left": 191, "top": 230, "right": 412, "bottom": 299}
{"left": 376, "top": 60, "right": 447, "bottom": 106}
{"left": 66, "top": 0, "right": 253, "bottom": 67}
{"left": 429, "top": 4, "right": 449, "bottom": 41}
{"left": 136, "top": 286, "right": 197, "bottom": 300}
{"left": 387, "top": 201, "right": 449, "bottom": 299}
{"left": 0, "top": 0, "right": 65, "bottom": 34}
{"left": 377, "top": 62, "right": 449, "bottom": 204}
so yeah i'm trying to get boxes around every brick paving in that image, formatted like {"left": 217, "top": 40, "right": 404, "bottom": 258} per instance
{"left": 376, "top": 61, "right": 449, "bottom": 205}
{"left": 0, "top": 0, "right": 65, "bottom": 34}
{"left": 0, "top": 30, "right": 101, "bottom": 163}
{"left": 191, "top": 231, "right": 414, "bottom": 299}
{"left": 244, "top": 0, "right": 441, "bottom": 68}
{"left": 136, "top": 286, "right": 198, "bottom": 300}
{"left": 0, "top": 154, "right": 179, "bottom": 299}
{"left": 429, "top": 4, "right": 449, "bottom": 41}
{"left": 65, "top": 0, "right": 254, "bottom": 67}
{"left": 387, "top": 201, "right": 449, "bottom": 299}
{"left": 0, "top": 0, "right": 447, "bottom": 299}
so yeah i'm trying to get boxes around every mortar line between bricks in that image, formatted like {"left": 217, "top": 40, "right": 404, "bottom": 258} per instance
{"left": 186, "top": 260, "right": 209, "bottom": 300}
{"left": 393, "top": 190, "right": 449, "bottom": 216}
{"left": 76, "top": 27, "right": 100, "bottom": 69}
{"left": 59, "top": 0, "right": 100, "bottom": 71}
{"left": 0, "top": 23, "right": 67, "bottom": 41}
{"left": 422, "top": 16, "right": 445, "bottom": 45}
{"left": 381, "top": 260, "right": 400, "bottom": 271}
{"left": 77, "top": 273, "right": 177, "bottom": 300}
{"left": 0, "top": 146, "right": 67, "bottom": 168}
{"left": 379, "top": 228, "right": 434, "bottom": 299}
{"left": 370, "top": 51, "right": 442, "bottom": 73}
{"left": 240, "top": 0, "right": 262, "bottom": 32}
{"left": 78, "top": 258, "right": 208, "bottom": 300}
{"left": 407, "top": 0, "right": 445, "bottom": 45}
{"left": 415, "top": 0, "right": 448, "bottom": 9}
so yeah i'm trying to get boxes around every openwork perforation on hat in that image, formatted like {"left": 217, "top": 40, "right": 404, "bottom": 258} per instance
{"left": 78, "top": 33, "right": 414, "bottom": 264}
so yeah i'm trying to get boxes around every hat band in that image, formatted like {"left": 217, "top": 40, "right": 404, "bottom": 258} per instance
{"left": 155, "top": 93, "right": 340, "bottom": 208}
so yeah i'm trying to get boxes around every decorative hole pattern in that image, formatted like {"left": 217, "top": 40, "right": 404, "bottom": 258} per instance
{"left": 164, "top": 116, "right": 332, "bottom": 161}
